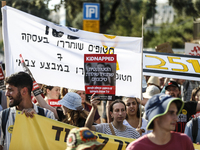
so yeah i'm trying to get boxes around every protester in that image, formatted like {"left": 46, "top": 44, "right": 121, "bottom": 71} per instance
{"left": 41, "top": 85, "right": 60, "bottom": 103}
{"left": 161, "top": 78, "right": 185, "bottom": 99}
{"left": 58, "top": 92, "right": 89, "bottom": 127}
{"left": 60, "top": 87, "right": 68, "bottom": 99}
{"left": 0, "top": 90, "right": 7, "bottom": 111}
{"left": 146, "top": 76, "right": 160, "bottom": 90}
{"left": 66, "top": 127, "right": 105, "bottom": 150}
{"left": 85, "top": 94, "right": 140, "bottom": 139}
{"left": 190, "top": 87, "right": 200, "bottom": 102}
{"left": 183, "top": 80, "right": 200, "bottom": 101}
{"left": 139, "top": 85, "right": 160, "bottom": 117}
{"left": 190, "top": 87, "right": 200, "bottom": 118}
{"left": 126, "top": 94, "right": 194, "bottom": 150}
{"left": 164, "top": 80, "right": 200, "bottom": 133}
{"left": 34, "top": 90, "right": 92, "bottom": 126}
{"left": 184, "top": 116, "right": 200, "bottom": 144}
{"left": 122, "top": 97, "right": 150, "bottom": 136}
{"left": 69, "top": 89, "right": 101, "bottom": 124}
{"left": 0, "top": 72, "right": 55, "bottom": 150}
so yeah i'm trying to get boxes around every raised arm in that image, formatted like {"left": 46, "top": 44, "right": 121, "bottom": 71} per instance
{"left": 34, "top": 94, "right": 59, "bottom": 119}
{"left": 106, "top": 101, "right": 112, "bottom": 123}
{"left": 85, "top": 93, "right": 100, "bottom": 131}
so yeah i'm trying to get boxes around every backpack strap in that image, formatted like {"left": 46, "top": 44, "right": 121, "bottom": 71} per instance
{"left": 192, "top": 117, "right": 198, "bottom": 143}
{"left": 2, "top": 108, "right": 10, "bottom": 139}
{"left": 109, "top": 123, "right": 116, "bottom": 136}
{"left": 37, "top": 107, "right": 45, "bottom": 117}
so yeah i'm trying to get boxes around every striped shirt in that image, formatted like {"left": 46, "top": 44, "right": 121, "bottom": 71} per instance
{"left": 94, "top": 122, "right": 140, "bottom": 139}
{"left": 0, "top": 104, "right": 55, "bottom": 150}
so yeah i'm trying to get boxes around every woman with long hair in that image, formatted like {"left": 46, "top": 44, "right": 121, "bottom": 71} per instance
{"left": 85, "top": 94, "right": 140, "bottom": 139}
{"left": 58, "top": 92, "right": 89, "bottom": 127}
{"left": 122, "top": 97, "right": 150, "bottom": 136}
{"left": 34, "top": 92, "right": 89, "bottom": 127}
{"left": 69, "top": 89, "right": 101, "bottom": 124}
{"left": 190, "top": 87, "right": 200, "bottom": 102}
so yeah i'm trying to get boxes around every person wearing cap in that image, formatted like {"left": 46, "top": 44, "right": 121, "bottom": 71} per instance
{"left": 141, "top": 85, "right": 161, "bottom": 120}
{"left": 66, "top": 127, "right": 105, "bottom": 150}
{"left": 85, "top": 94, "right": 140, "bottom": 139}
{"left": 57, "top": 92, "right": 90, "bottom": 127}
{"left": 146, "top": 76, "right": 161, "bottom": 91}
{"left": 126, "top": 93, "right": 194, "bottom": 150}
{"left": 164, "top": 80, "right": 200, "bottom": 133}
{"left": 34, "top": 92, "right": 90, "bottom": 127}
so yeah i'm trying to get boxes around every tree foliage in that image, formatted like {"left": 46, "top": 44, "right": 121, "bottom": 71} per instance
{"left": 57, "top": 0, "right": 155, "bottom": 36}
{"left": 0, "top": 0, "right": 51, "bottom": 23}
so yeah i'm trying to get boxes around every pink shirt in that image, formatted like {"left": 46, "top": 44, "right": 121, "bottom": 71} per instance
{"left": 126, "top": 131, "right": 194, "bottom": 150}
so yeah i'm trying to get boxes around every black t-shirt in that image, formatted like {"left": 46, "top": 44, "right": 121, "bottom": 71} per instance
{"left": 175, "top": 101, "right": 197, "bottom": 133}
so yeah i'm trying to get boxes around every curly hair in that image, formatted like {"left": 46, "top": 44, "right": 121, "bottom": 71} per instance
{"left": 62, "top": 109, "right": 88, "bottom": 126}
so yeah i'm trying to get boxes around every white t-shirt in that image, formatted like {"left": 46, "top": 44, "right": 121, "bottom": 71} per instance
{"left": 123, "top": 118, "right": 152, "bottom": 136}
{"left": 94, "top": 122, "right": 140, "bottom": 139}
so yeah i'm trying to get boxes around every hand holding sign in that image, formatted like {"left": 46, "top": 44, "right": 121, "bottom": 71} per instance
{"left": 90, "top": 93, "right": 100, "bottom": 109}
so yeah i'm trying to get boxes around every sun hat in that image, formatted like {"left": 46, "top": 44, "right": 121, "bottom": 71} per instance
{"left": 145, "top": 93, "right": 184, "bottom": 130}
{"left": 147, "top": 76, "right": 160, "bottom": 87}
{"left": 165, "top": 80, "right": 180, "bottom": 90}
{"left": 66, "top": 127, "right": 105, "bottom": 150}
{"left": 58, "top": 92, "right": 83, "bottom": 110}
{"left": 143, "top": 85, "right": 160, "bottom": 99}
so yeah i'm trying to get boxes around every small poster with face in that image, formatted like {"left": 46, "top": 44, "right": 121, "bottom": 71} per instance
{"left": 0, "top": 64, "right": 5, "bottom": 90}
{"left": 84, "top": 54, "right": 116, "bottom": 101}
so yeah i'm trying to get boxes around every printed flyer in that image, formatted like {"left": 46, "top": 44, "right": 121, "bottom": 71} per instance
{"left": 84, "top": 54, "right": 116, "bottom": 100}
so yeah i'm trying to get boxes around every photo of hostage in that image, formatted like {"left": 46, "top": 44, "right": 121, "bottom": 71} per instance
{"left": 85, "top": 62, "right": 115, "bottom": 86}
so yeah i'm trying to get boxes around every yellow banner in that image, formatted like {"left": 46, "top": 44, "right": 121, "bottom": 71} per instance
{"left": 9, "top": 111, "right": 200, "bottom": 150}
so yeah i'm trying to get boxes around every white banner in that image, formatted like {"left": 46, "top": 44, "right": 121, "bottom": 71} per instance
{"left": 185, "top": 42, "right": 200, "bottom": 56}
{"left": 2, "top": 6, "right": 142, "bottom": 98}
{"left": 143, "top": 51, "right": 200, "bottom": 81}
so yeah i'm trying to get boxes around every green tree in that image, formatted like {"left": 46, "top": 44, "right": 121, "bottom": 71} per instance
{"left": 56, "top": 0, "right": 155, "bottom": 36}
{"left": 146, "top": 16, "right": 193, "bottom": 48}
{"left": 0, "top": 0, "right": 52, "bottom": 52}
{"left": 0, "top": 0, "right": 51, "bottom": 22}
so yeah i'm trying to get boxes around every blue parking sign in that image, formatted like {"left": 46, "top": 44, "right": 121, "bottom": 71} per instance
{"left": 83, "top": 3, "right": 100, "bottom": 20}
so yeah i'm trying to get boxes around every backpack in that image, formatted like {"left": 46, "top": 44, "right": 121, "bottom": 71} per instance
{"left": 1, "top": 107, "right": 45, "bottom": 139}
{"left": 192, "top": 117, "right": 198, "bottom": 143}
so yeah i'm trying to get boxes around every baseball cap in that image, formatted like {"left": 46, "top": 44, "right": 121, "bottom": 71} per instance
{"left": 145, "top": 93, "right": 184, "bottom": 130}
{"left": 58, "top": 92, "right": 83, "bottom": 110}
{"left": 143, "top": 85, "right": 160, "bottom": 99}
{"left": 66, "top": 127, "right": 105, "bottom": 150}
{"left": 165, "top": 80, "right": 180, "bottom": 90}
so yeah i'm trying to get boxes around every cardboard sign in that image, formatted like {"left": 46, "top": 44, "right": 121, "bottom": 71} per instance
{"left": 84, "top": 54, "right": 116, "bottom": 100}
{"left": 155, "top": 42, "right": 173, "bottom": 53}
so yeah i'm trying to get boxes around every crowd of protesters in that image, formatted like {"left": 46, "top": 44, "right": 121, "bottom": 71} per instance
{"left": 0, "top": 71, "right": 200, "bottom": 150}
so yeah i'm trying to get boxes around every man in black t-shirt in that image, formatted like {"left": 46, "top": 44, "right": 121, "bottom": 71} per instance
{"left": 165, "top": 80, "right": 198, "bottom": 133}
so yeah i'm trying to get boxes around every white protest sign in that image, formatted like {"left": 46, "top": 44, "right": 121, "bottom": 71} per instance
{"left": 143, "top": 51, "right": 200, "bottom": 81}
{"left": 2, "top": 6, "right": 142, "bottom": 98}
{"left": 185, "top": 42, "right": 200, "bottom": 56}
